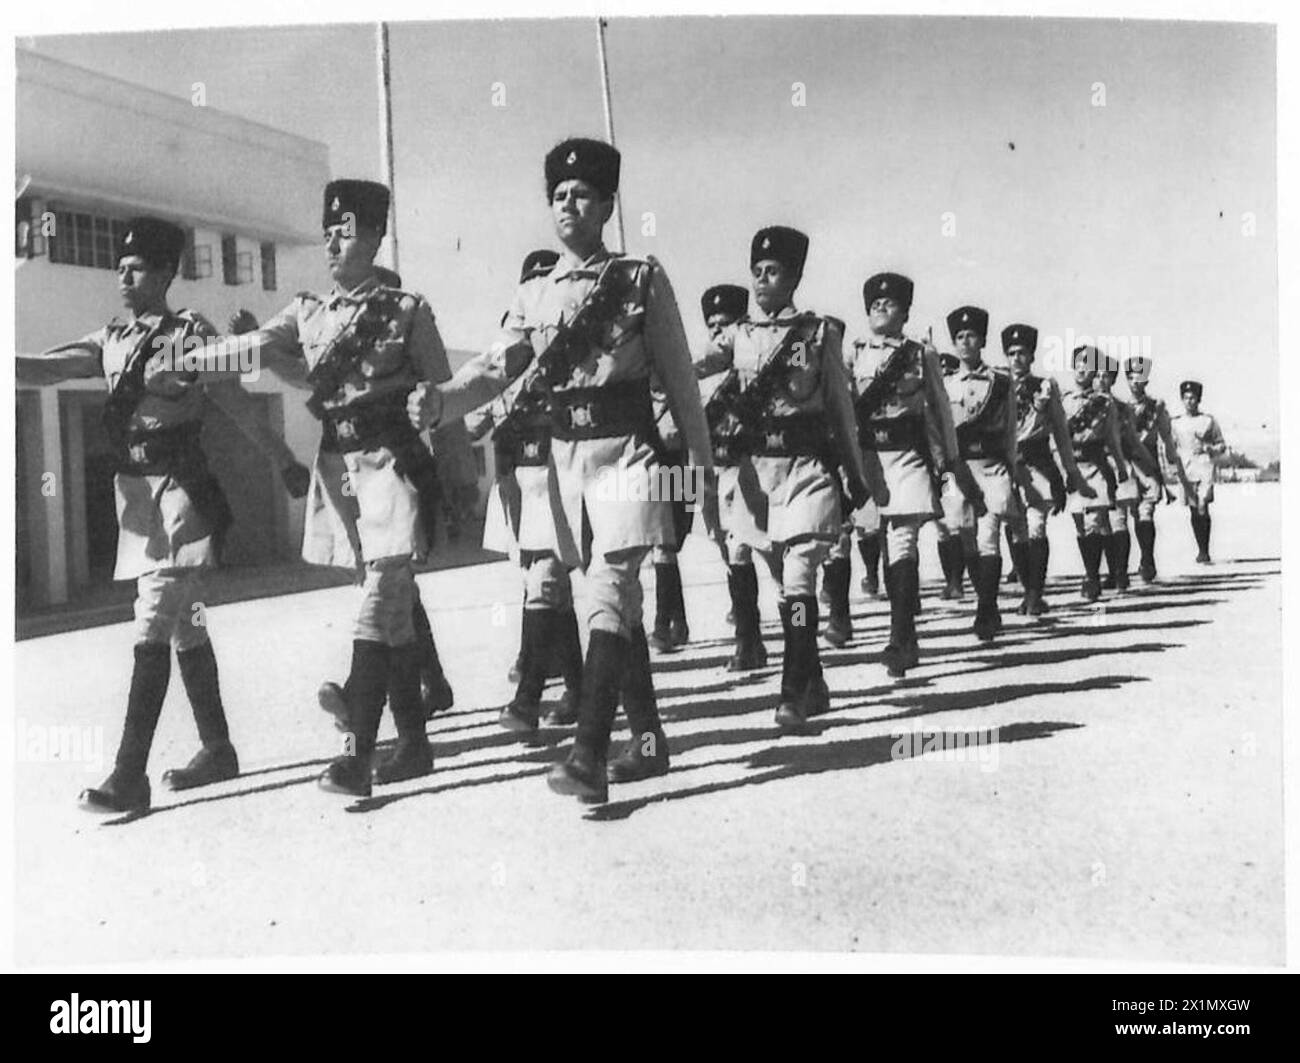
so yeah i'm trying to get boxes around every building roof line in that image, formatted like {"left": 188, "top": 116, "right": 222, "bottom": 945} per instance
{"left": 27, "top": 177, "right": 320, "bottom": 245}
{"left": 17, "top": 47, "right": 329, "bottom": 160}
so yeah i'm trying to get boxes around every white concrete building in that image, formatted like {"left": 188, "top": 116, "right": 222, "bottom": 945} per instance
{"left": 14, "top": 49, "right": 337, "bottom": 613}
{"left": 15, "top": 50, "right": 493, "bottom": 616}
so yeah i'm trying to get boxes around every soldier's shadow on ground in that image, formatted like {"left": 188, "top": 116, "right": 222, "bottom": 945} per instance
{"left": 105, "top": 566, "right": 1266, "bottom": 824}
{"left": 585, "top": 719, "right": 1083, "bottom": 822}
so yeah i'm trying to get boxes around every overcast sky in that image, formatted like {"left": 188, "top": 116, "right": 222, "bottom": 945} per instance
{"left": 25, "top": 15, "right": 1278, "bottom": 455}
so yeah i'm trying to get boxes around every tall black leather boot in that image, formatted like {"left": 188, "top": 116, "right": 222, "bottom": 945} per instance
{"left": 500, "top": 609, "right": 553, "bottom": 735}
{"left": 609, "top": 625, "right": 670, "bottom": 783}
{"left": 1080, "top": 534, "right": 1104, "bottom": 601}
{"left": 821, "top": 557, "right": 852, "bottom": 648}
{"left": 858, "top": 532, "right": 882, "bottom": 596}
{"left": 1009, "top": 540, "right": 1030, "bottom": 612}
{"left": 547, "top": 629, "right": 630, "bottom": 803}
{"left": 650, "top": 562, "right": 678, "bottom": 653}
{"left": 1113, "top": 529, "right": 1132, "bottom": 590}
{"left": 726, "top": 563, "right": 767, "bottom": 671}
{"left": 973, "top": 555, "right": 1004, "bottom": 641}
{"left": 544, "top": 607, "right": 583, "bottom": 726}
{"left": 939, "top": 538, "right": 964, "bottom": 600}
{"left": 1135, "top": 520, "right": 1157, "bottom": 582}
{"left": 1101, "top": 533, "right": 1120, "bottom": 590}
{"left": 79, "top": 642, "right": 171, "bottom": 814}
{"left": 1004, "top": 525, "right": 1021, "bottom": 584}
{"left": 883, "top": 561, "right": 920, "bottom": 678}
{"left": 776, "top": 596, "right": 816, "bottom": 732}
{"left": 1192, "top": 512, "right": 1212, "bottom": 563}
{"left": 374, "top": 644, "right": 434, "bottom": 784}
{"left": 319, "top": 641, "right": 389, "bottom": 798}
{"left": 163, "top": 641, "right": 239, "bottom": 791}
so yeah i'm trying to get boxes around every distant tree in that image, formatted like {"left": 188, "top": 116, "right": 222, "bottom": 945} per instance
{"left": 1216, "top": 449, "right": 1258, "bottom": 469}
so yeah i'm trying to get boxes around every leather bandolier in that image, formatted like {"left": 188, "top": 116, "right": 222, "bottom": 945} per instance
{"left": 856, "top": 338, "right": 983, "bottom": 506}
{"left": 954, "top": 369, "right": 1012, "bottom": 463}
{"left": 1014, "top": 374, "right": 1066, "bottom": 503}
{"left": 855, "top": 338, "right": 941, "bottom": 470}
{"left": 705, "top": 314, "right": 834, "bottom": 468}
{"left": 1068, "top": 391, "right": 1118, "bottom": 497}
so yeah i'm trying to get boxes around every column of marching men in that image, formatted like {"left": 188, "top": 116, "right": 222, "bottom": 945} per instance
{"left": 16, "top": 136, "right": 1231, "bottom": 815}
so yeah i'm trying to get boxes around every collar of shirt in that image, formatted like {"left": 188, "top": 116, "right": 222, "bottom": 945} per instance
{"left": 862, "top": 329, "right": 906, "bottom": 349}
{"left": 552, "top": 244, "right": 614, "bottom": 281}
{"left": 957, "top": 360, "right": 989, "bottom": 379}
{"left": 327, "top": 272, "right": 382, "bottom": 308}
{"left": 749, "top": 303, "right": 802, "bottom": 327}
{"left": 124, "top": 309, "right": 171, "bottom": 335}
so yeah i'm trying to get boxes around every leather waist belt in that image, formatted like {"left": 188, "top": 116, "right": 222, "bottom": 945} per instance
{"left": 549, "top": 378, "right": 653, "bottom": 442}
{"left": 860, "top": 414, "right": 925, "bottom": 453}
{"left": 119, "top": 421, "right": 204, "bottom": 475}
{"left": 321, "top": 395, "right": 417, "bottom": 454}
{"left": 1076, "top": 441, "right": 1108, "bottom": 465}
{"left": 495, "top": 420, "right": 552, "bottom": 468}
{"left": 751, "top": 414, "right": 832, "bottom": 460}
{"left": 958, "top": 432, "right": 1005, "bottom": 461}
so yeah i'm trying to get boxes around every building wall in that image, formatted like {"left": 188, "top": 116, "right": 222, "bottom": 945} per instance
{"left": 14, "top": 48, "right": 331, "bottom": 612}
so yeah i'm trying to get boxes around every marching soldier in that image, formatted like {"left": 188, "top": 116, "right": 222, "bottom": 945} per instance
{"left": 1097, "top": 355, "right": 1162, "bottom": 591}
{"left": 1060, "top": 345, "right": 1130, "bottom": 601}
{"left": 188, "top": 179, "right": 454, "bottom": 798}
{"left": 695, "top": 283, "right": 771, "bottom": 670}
{"left": 1170, "top": 380, "right": 1228, "bottom": 563}
{"left": 694, "top": 226, "right": 871, "bottom": 731}
{"left": 849, "top": 272, "right": 977, "bottom": 677}
{"left": 231, "top": 271, "right": 458, "bottom": 723}
{"left": 16, "top": 217, "right": 305, "bottom": 814}
{"left": 1124, "top": 356, "right": 1193, "bottom": 581}
{"left": 1003, "top": 324, "right": 1092, "bottom": 615}
{"left": 409, "top": 138, "right": 719, "bottom": 803}
{"left": 940, "top": 306, "right": 1019, "bottom": 641}
{"left": 465, "top": 249, "right": 584, "bottom": 732}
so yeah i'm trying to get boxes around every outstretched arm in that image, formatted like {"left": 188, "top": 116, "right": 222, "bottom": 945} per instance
{"left": 17, "top": 334, "right": 104, "bottom": 386}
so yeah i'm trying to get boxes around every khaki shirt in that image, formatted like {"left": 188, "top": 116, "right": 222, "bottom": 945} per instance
{"left": 847, "top": 332, "right": 960, "bottom": 467}
{"left": 435, "top": 245, "right": 712, "bottom": 470}
{"left": 945, "top": 359, "right": 1018, "bottom": 469}
{"left": 216, "top": 273, "right": 451, "bottom": 405}
{"left": 701, "top": 304, "right": 866, "bottom": 487}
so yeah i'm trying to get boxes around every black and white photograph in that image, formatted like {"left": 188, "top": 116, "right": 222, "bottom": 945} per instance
{"left": 4, "top": 0, "right": 1294, "bottom": 990}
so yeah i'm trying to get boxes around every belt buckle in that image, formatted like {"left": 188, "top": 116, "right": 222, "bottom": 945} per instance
{"left": 128, "top": 442, "right": 149, "bottom": 466}
{"left": 522, "top": 440, "right": 541, "bottom": 460}
{"left": 336, "top": 419, "right": 357, "bottom": 442}
{"left": 873, "top": 427, "right": 891, "bottom": 447}
{"left": 765, "top": 429, "right": 784, "bottom": 451}
{"left": 568, "top": 403, "right": 594, "bottom": 430}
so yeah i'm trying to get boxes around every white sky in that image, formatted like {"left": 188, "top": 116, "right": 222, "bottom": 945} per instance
{"left": 21, "top": 12, "right": 1279, "bottom": 458}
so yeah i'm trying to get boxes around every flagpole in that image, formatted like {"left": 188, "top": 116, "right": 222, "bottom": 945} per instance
{"left": 377, "top": 22, "right": 400, "bottom": 273}
{"left": 595, "top": 17, "right": 625, "bottom": 253}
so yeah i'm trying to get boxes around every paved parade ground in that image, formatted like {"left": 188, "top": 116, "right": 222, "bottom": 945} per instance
{"left": 13, "top": 483, "right": 1283, "bottom": 966}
